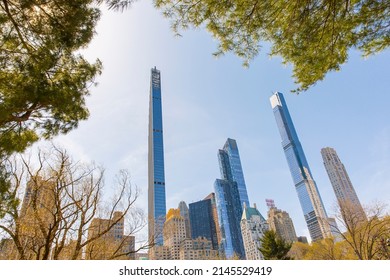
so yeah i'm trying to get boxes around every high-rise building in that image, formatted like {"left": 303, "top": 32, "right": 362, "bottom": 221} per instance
{"left": 148, "top": 67, "right": 166, "bottom": 246}
{"left": 17, "top": 177, "right": 56, "bottom": 260}
{"left": 151, "top": 208, "right": 219, "bottom": 260}
{"left": 204, "top": 193, "right": 222, "bottom": 245}
{"left": 86, "top": 211, "right": 135, "bottom": 260}
{"left": 178, "top": 201, "right": 191, "bottom": 238}
{"left": 214, "top": 179, "right": 246, "bottom": 259}
{"left": 163, "top": 208, "right": 187, "bottom": 260}
{"left": 321, "top": 147, "right": 366, "bottom": 222}
{"left": 189, "top": 194, "right": 219, "bottom": 250}
{"left": 270, "top": 92, "right": 331, "bottom": 241}
{"left": 267, "top": 204, "right": 297, "bottom": 243}
{"left": 218, "top": 138, "right": 250, "bottom": 208}
{"left": 240, "top": 203, "right": 269, "bottom": 260}
{"left": 20, "top": 176, "right": 55, "bottom": 219}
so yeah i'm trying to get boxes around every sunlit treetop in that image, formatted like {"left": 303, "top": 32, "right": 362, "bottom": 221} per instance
{"left": 108, "top": 0, "right": 390, "bottom": 93}
{"left": 0, "top": 0, "right": 102, "bottom": 155}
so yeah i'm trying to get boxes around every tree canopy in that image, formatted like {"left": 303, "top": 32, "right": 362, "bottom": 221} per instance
{"left": 0, "top": 0, "right": 102, "bottom": 156}
{"left": 259, "top": 230, "right": 292, "bottom": 260}
{"left": 109, "top": 0, "right": 389, "bottom": 93}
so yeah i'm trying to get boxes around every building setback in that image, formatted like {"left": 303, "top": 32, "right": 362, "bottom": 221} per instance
{"left": 218, "top": 138, "right": 250, "bottom": 208}
{"left": 214, "top": 138, "right": 249, "bottom": 259}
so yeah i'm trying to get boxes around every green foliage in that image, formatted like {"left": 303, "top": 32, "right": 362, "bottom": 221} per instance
{"left": 0, "top": 0, "right": 102, "bottom": 155}
{"left": 0, "top": 163, "right": 10, "bottom": 219}
{"left": 108, "top": 0, "right": 390, "bottom": 93}
{"left": 259, "top": 230, "right": 292, "bottom": 260}
{"left": 0, "top": 158, "right": 18, "bottom": 219}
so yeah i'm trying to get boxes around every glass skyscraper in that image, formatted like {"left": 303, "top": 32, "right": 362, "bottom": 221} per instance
{"left": 270, "top": 92, "right": 331, "bottom": 242}
{"left": 214, "top": 179, "right": 246, "bottom": 259}
{"left": 218, "top": 138, "right": 250, "bottom": 208}
{"left": 321, "top": 147, "right": 366, "bottom": 221}
{"left": 148, "top": 67, "right": 166, "bottom": 246}
{"left": 189, "top": 197, "right": 219, "bottom": 250}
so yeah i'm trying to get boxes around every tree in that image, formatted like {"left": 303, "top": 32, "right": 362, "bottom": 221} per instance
{"left": 259, "top": 230, "right": 292, "bottom": 260}
{"left": 0, "top": 144, "right": 151, "bottom": 260}
{"left": 334, "top": 201, "right": 390, "bottom": 260}
{"left": 108, "top": 0, "right": 389, "bottom": 93}
{"left": 287, "top": 241, "right": 311, "bottom": 260}
{"left": 0, "top": 1, "right": 102, "bottom": 156}
{"left": 0, "top": 161, "right": 18, "bottom": 219}
{"left": 288, "top": 238, "right": 357, "bottom": 260}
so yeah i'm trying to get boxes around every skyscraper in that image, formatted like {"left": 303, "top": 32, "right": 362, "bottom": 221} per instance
{"left": 189, "top": 195, "right": 219, "bottom": 250}
{"left": 240, "top": 203, "right": 269, "bottom": 260}
{"left": 270, "top": 92, "right": 331, "bottom": 241}
{"left": 321, "top": 147, "right": 366, "bottom": 221}
{"left": 218, "top": 138, "right": 250, "bottom": 208}
{"left": 148, "top": 67, "right": 166, "bottom": 246}
{"left": 203, "top": 193, "right": 222, "bottom": 246}
{"left": 266, "top": 203, "right": 297, "bottom": 244}
{"left": 178, "top": 201, "right": 191, "bottom": 238}
{"left": 214, "top": 179, "right": 246, "bottom": 259}
{"left": 86, "top": 212, "right": 135, "bottom": 260}
{"left": 163, "top": 208, "right": 186, "bottom": 260}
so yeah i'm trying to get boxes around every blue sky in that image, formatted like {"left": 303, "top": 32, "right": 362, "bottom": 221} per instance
{"left": 47, "top": 2, "right": 390, "bottom": 242}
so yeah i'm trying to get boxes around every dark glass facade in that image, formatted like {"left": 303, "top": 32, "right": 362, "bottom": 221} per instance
{"left": 189, "top": 198, "right": 219, "bottom": 250}
{"left": 148, "top": 67, "right": 166, "bottom": 246}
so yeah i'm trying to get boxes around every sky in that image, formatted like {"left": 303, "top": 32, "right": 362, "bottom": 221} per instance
{"left": 38, "top": 2, "right": 390, "bottom": 243}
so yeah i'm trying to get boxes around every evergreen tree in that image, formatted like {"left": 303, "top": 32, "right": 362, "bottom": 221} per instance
{"left": 259, "top": 230, "right": 292, "bottom": 260}
{"left": 108, "top": 0, "right": 390, "bottom": 93}
{"left": 0, "top": 1, "right": 102, "bottom": 155}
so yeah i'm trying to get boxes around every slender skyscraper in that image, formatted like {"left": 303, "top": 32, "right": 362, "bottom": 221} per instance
{"left": 270, "top": 92, "right": 331, "bottom": 241}
{"left": 321, "top": 147, "right": 366, "bottom": 221}
{"left": 148, "top": 67, "right": 166, "bottom": 246}
{"left": 218, "top": 138, "right": 250, "bottom": 208}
